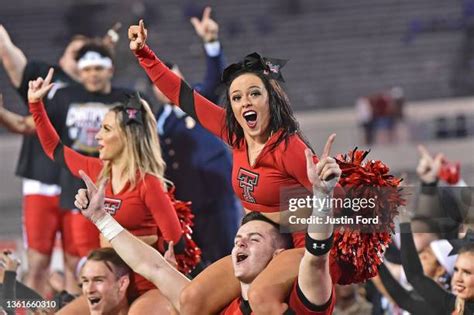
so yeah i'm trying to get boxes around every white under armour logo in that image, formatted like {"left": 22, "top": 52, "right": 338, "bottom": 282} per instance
{"left": 313, "top": 243, "right": 325, "bottom": 249}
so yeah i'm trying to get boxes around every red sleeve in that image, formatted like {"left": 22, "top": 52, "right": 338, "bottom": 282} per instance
{"left": 134, "top": 45, "right": 228, "bottom": 141}
{"left": 29, "top": 100, "right": 102, "bottom": 178}
{"left": 288, "top": 280, "right": 335, "bottom": 315}
{"left": 141, "top": 175, "right": 182, "bottom": 244}
{"left": 282, "top": 134, "right": 315, "bottom": 192}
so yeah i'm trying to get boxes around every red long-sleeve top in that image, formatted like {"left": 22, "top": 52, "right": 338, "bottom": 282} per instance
{"left": 135, "top": 45, "right": 315, "bottom": 214}
{"left": 29, "top": 99, "right": 183, "bottom": 244}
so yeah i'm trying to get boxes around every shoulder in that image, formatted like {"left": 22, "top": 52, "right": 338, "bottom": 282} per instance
{"left": 287, "top": 132, "right": 312, "bottom": 151}
{"left": 275, "top": 132, "right": 313, "bottom": 163}
{"left": 141, "top": 173, "right": 166, "bottom": 192}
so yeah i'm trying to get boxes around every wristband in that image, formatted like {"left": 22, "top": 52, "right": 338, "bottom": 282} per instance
{"left": 305, "top": 233, "right": 333, "bottom": 256}
{"left": 95, "top": 213, "right": 124, "bottom": 241}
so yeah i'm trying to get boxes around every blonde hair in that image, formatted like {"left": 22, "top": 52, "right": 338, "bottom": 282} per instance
{"left": 97, "top": 99, "right": 167, "bottom": 190}
{"left": 454, "top": 296, "right": 465, "bottom": 314}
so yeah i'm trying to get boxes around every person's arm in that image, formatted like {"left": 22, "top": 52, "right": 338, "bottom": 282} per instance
{"left": 0, "top": 94, "right": 35, "bottom": 134}
{"left": 74, "top": 171, "right": 188, "bottom": 312}
{"left": 197, "top": 42, "right": 225, "bottom": 102}
{"left": 142, "top": 176, "right": 185, "bottom": 252}
{"left": 415, "top": 145, "right": 443, "bottom": 218}
{"left": 0, "top": 25, "right": 27, "bottom": 88}
{"left": 129, "top": 21, "right": 227, "bottom": 141}
{"left": 0, "top": 107, "right": 35, "bottom": 134}
{"left": 399, "top": 219, "right": 454, "bottom": 311}
{"left": 298, "top": 135, "right": 340, "bottom": 307}
{"left": 1, "top": 272, "right": 15, "bottom": 315}
{"left": 190, "top": 7, "right": 226, "bottom": 103}
{"left": 27, "top": 69, "right": 101, "bottom": 178}
{"left": 1, "top": 251, "right": 20, "bottom": 315}
{"left": 377, "top": 263, "right": 432, "bottom": 314}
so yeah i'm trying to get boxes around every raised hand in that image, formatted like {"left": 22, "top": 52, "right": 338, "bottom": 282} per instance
{"left": 27, "top": 68, "right": 54, "bottom": 103}
{"left": 305, "top": 133, "right": 341, "bottom": 195}
{"left": 190, "top": 6, "right": 219, "bottom": 43}
{"left": 0, "top": 250, "right": 20, "bottom": 272}
{"left": 75, "top": 170, "right": 108, "bottom": 223}
{"left": 128, "top": 19, "right": 148, "bottom": 51}
{"left": 416, "top": 145, "right": 443, "bottom": 184}
{"left": 103, "top": 22, "right": 122, "bottom": 47}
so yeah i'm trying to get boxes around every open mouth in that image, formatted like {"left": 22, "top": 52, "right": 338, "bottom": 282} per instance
{"left": 243, "top": 110, "right": 257, "bottom": 128}
{"left": 236, "top": 253, "right": 249, "bottom": 263}
{"left": 455, "top": 285, "right": 466, "bottom": 293}
{"left": 88, "top": 297, "right": 101, "bottom": 306}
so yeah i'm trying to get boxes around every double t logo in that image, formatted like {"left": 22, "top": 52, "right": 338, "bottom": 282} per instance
{"left": 237, "top": 168, "right": 259, "bottom": 203}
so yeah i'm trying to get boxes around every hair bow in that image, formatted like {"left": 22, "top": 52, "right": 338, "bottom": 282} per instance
{"left": 222, "top": 52, "right": 287, "bottom": 84}
{"left": 123, "top": 92, "right": 144, "bottom": 126}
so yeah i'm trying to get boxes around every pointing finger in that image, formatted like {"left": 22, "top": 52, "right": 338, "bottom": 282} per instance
{"left": 44, "top": 68, "right": 54, "bottom": 86}
{"left": 417, "top": 145, "right": 433, "bottom": 161}
{"left": 111, "top": 22, "right": 122, "bottom": 32}
{"left": 79, "top": 170, "right": 97, "bottom": 192}
{"left": 321, "top": 133, "right": 336, "bottom": 159}
{"left": 202, "top": 6, "right": 212, "bottom": 21}
{"left": 97, "top": 177, "right": 108, "bottom": 194}
{"left": 139, "top": 19, "right": 146, "bottom": 37}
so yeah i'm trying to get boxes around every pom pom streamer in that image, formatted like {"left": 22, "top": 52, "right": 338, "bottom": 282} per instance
{"left": 167, "top": 187, "right": 201, "bottom": 274}
{"left": 331, "top": 148, "right": 404, "bottom": 284}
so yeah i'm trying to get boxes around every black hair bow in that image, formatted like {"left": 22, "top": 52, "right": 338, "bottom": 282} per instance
{"left": 222, "top": 52, "right": 287, "bottom": 84}
{"left": 123, "top": 92, "right": 144, "bottom": 126}
{"left": 448, "top": 229, "right": 474, "bottom": 256}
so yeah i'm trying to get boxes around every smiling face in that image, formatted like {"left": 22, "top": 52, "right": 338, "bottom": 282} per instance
{"left": 451, "top": 252, "right": 474, "bottom": 300}
{"left": 95, "top": 111, "right": 125, "bottom": 161}
{"left": 80, "top": 260, "right": 128, "bottom": 315}
{"left": 229, "top": 73, "right": 271, "bottom": 143}
{"left": 231, "top": 220, "right": 283, "bottom": 284}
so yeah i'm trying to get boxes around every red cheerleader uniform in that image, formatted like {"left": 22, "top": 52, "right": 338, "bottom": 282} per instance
{"left": 29, "top": 99, "right": 184, "bottom": 300}
{"left": 134, "top": 45, "right": 346, "bottom": 283}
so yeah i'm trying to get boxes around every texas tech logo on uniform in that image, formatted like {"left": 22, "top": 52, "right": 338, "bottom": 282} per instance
{"left": 237, "top": 168, "right": 259, "bottom": 203}
{"left": 104, "top": 198, "right": 122, "bottom": 215}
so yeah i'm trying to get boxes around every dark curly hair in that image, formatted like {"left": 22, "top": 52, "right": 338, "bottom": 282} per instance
{"left": 223, "top": 71, "right": 303, "bottom": 152}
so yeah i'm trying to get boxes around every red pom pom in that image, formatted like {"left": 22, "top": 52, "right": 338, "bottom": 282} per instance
{"left": 167, "top": 188, "right": 201, "bottom": 274}
{"left": 331, "top": 148, "right": 404, "bottom": 284}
